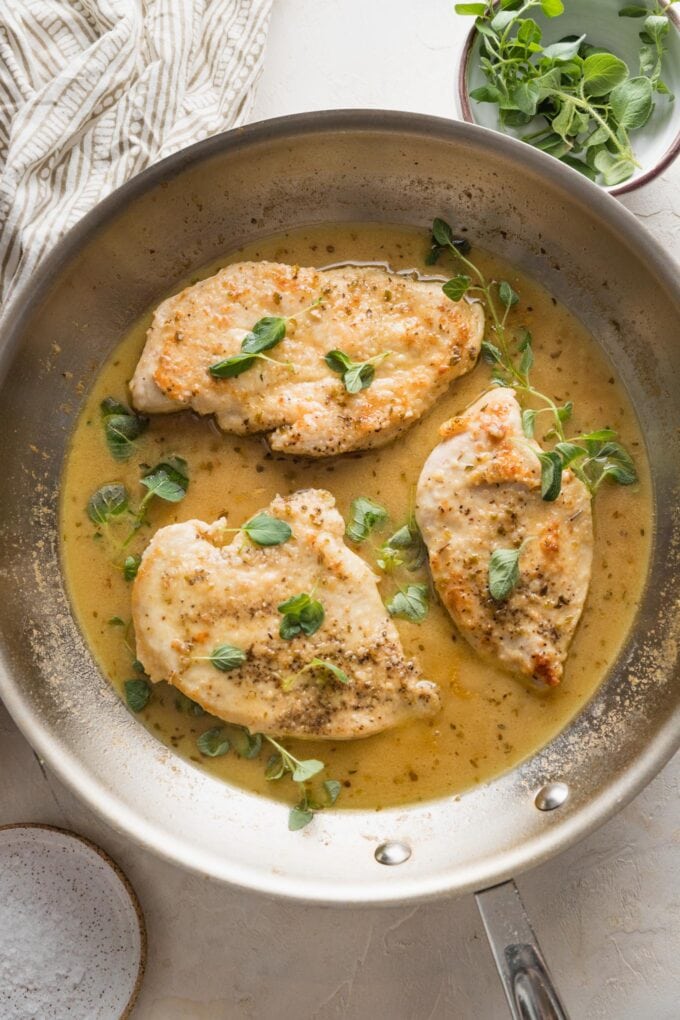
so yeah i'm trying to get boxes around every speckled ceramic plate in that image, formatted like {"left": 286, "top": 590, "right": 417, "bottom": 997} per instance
{"left": 0, "top": 825, "right": 146, "bottom": 1020}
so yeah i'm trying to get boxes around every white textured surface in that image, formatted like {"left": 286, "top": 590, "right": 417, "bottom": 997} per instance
{"left": 1, "top": 1, "right": 679, "bottom": 1017}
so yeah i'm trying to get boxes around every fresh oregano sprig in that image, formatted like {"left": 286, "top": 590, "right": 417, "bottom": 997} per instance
{"left": 289, "top": 779, "right": 341, "bottom": 831}
{"left": 196, "top": 723, "right": 263, "bottom": 759}
{"left": 375, "top": 518, "right": 430, "bottom": 621}
{"left": 430, "top": 218, "right": 638, "bottom": 503}
{"left": 386, "top": 583, "right": 429, "bottom": 623}
{"left": 124, "top": 677, "right": 151, "bottom": 712}
{"left": 139, "top": 457, "right": 189, "bottom": 506}
{"left": 218, "top": 511, "right": 293, "bottom": 547}
{"left": 281, "top": 657, "right": 350, "bottom": 692}
{"left": 456, "top": 0, "right": 676, "bottom": 185}
{"left": 100, "top": 397, "right": 148, "bottom": 461}
{"left": 324, "top": 349, "right": 392, "bottom": 393}
{"left": 209, "top": 297, "right": 322, "bottom": 378}
{"left": 87, "top": 483, "right": 129, "bottom": 527}
{"left": 621, "top": 3, "right": 677, "bottom": 97}
{"left": 345, "top": 496, "right": 388, "bottom": 543}
{"left": 263, "top": 735, "right": 340, "bottom": 831}
{"left": 123, "top": 554, "right": 141, "bottom": 581}
{"left": 192, "top": 723, "right": 342, "bottom": 830}
{"left": 87, "top": 455, "right": 190, "bottom": 554}
{"left": 193, "top": 643, "right": 247, "bottom": 671}
{"left": 197, "top": 726, "right": 231, "bottom": 757}
{"left": 488, "top": 537, "right": 534, "bottom": 602}
{"left": 376, "top": 507, "right": 427, "bottom": 574}
{"left": 278, "top": 588, "right": 325, "bottom": 640}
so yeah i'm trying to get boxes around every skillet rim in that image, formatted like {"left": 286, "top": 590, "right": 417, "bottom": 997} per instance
{"left": 0, "top": 109, "right": 679, "bottom": 905}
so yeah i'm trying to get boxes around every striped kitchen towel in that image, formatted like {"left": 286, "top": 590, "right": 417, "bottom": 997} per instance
{"left": 0, "top": 0, "right": 272, "bottom": 312}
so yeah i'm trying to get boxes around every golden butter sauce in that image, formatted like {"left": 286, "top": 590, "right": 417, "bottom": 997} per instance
{"left": 60, "top": 223, "right": 652, "bottom": 810}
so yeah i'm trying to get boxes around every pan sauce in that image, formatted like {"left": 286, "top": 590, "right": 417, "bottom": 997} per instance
{"left": 60, "top": 223, "right": 652, "bottom": 810}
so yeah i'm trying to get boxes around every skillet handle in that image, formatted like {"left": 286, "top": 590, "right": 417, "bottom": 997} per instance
{"left": 475, "top": 879, "right": 570, "bottom": 1020}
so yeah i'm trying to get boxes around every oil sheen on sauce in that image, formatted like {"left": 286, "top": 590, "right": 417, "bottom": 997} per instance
{"left": 60, "top": 223, "right": 653, "bottom": 811}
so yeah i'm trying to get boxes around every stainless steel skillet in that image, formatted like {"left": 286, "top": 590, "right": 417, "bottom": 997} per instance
{"left": 0, "top": 112, "right": 678, "bottom": 1017}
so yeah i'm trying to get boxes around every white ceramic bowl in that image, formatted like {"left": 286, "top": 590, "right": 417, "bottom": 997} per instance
{"left": 457, "top": 0, "right": 680, "bottom": 195}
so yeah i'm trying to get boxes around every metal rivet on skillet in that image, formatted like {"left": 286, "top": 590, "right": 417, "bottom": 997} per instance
{"left": 375, "top": 841, "right": 411, "bottom": 865}
{"left": 534, "top": 781, "right": 569, "bottom": 811}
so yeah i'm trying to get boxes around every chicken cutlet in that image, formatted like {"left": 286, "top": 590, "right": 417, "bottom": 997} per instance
{"left": 416, "top": 388, "right": 593, "bottom": 686}
{"left": 130, "top": 260, "right": 483, "bottom": 456}
{"left": 132, "top": 488, "right": 440, "bottom": 738}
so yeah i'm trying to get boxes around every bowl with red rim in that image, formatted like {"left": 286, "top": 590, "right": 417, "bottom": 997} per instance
{"left": 456, "top": 0, "right": 680, "bottom": 195}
